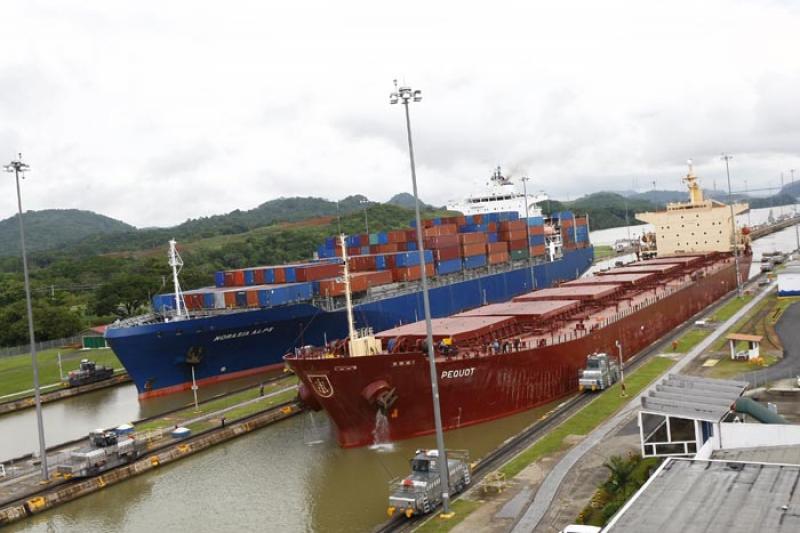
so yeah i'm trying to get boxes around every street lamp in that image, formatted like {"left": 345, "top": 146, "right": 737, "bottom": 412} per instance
{"left": 721, "top": 153, "right": 742, "bottom": 297}
{"left": 744, "top": 179, "right": 751, "bottom": 227}
{"left": 791, "top": 169, "right": 799, "bottom": 253}
{"left": 360, "top": 199, "right": 370, "bottom": 235}
{"left": 390, "top": 80, "right": 452, "bottom": 516}
{"left": 4, "top": 154, "right": 49, "bottom": 481}
{"left": 615, "top": 340, "right": 626, "bottom": 397}
{"left": 520, "top": 177, "right": 535, "bottom": 289}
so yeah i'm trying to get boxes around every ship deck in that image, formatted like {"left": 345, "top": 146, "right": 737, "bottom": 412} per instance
{"left": 289, "top": 253, "right": 735, "bottom": 363}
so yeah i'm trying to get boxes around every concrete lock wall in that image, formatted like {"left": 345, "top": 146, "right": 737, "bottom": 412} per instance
{"left": 0, "top": 403, "right": 300, "bottom": 526}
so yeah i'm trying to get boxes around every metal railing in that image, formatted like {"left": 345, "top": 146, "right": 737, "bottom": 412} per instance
{"left": 0, "top": 335, "right": 83, "bottom": 359}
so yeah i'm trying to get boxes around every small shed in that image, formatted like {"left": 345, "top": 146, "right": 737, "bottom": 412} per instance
{"left": 777, "top": 265, "right": 800, "bottom": 296}
{"left": 725, "top": 333, "right": 763, "bottom": 361}
{"left": 81, "top": 326, "right": 108, "bottom": 349}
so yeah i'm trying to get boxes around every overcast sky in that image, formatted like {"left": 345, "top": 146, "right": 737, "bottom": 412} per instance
{"left": 1, "top": 0, "right": 799, "bottom": 228}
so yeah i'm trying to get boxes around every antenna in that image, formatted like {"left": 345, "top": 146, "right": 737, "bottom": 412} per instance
{"left": 168, "top": 240, "right": 186, "bottom": 317}
{"left": 339, "top": 234, "right": 357, "bottom": 354}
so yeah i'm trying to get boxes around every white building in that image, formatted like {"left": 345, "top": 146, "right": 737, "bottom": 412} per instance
{"left": 777, "top": 265, "right": 800, "bottom": 297}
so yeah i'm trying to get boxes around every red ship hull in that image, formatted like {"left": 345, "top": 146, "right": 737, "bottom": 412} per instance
{"left": 285, "top": 254, "right": 751, "bottom": 448}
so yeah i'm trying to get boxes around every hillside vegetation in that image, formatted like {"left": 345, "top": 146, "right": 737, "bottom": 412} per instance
{"left": 0, "top": 209, "right": 134, "bottom": 257}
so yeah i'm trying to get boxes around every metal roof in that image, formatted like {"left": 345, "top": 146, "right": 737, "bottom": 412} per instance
{"left": 712, "top": 445, "right": 800, "bottom": 465}
{"left": 640, "top": 374, "right": 748, "bottom": 423}
{"left": 455, "top": 300, "right": 580, "bottom": 320}
{"left": 605, "top": 458, "right": 800, "bottom": 532}
{"left": 513, "top": 284, "right": 620, "bottom": 302}
{"left": 630, "top": 255, "right": 704, "bottom": 267}
{"left": 725, "top": 333, "right": 763, "bottom": 342}
{"left": 563, "top": 273, "right": 655, "bottom": 286}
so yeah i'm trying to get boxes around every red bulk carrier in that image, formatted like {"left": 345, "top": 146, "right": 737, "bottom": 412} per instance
{"left": 285, "top": 164, "right": 753, "bottom": 448}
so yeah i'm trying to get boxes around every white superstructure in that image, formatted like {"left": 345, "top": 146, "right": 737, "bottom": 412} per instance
{"left": 447, "top": 167, "right": 547, "bottom": 218}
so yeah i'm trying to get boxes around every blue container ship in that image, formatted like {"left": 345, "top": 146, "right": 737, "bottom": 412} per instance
{"left": 105, "top": 170, "right": 594, "bottom": 398}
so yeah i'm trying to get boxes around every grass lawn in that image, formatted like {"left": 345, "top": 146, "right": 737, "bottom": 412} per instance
{"left": 500, "top": 356, "right": 675, "bottom": 479}
{"left": 704, "top": 354, "right": 779, "bottom": 380}
{"left": 0, "top": 347, "right": 121, "bottom": 399}
{"left": 710, "top": 294, "right": 753, "bottom": 322}
{"left": 672, "top": 329, "right": 712, "bottom": 353}
{"left": 414, "top": 497, "right": 484, "bottom": 533}
{"left": 593, "top": 245, "right": 616, "bottom": 262}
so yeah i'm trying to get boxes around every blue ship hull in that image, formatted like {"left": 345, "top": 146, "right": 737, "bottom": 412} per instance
{"left": 105, "top": 247, "right": 594, "bottom": 397}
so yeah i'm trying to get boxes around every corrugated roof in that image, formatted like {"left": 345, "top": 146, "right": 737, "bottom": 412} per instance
{"left": 605, "top": 458, "right": 800, "bottom": 532}
{"left": 712, "top": 445, "right": 800, "bottom": 465}
{"left": 640, "top": 374, "right": 748, "bottom": 422}
{"left": 513, "top": 284, "right": 620, "bottom": 302}
{"left": 600, "top": 263, "right": 679, "bottom": 275}
{"left": 726, "top": 333, "right": 763, "bottom": 342}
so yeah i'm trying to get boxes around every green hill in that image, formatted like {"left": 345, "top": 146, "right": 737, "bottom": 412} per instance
{"left": 0, "top": 209, "right": 134, "bottom": 257}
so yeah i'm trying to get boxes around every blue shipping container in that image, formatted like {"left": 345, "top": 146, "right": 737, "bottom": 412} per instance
{"left": 463, "top": 254, "right": 487, "bottom": 269}
{"left": 214, "top": 272, "right": 225, "bottom": 288}
{"left": 488, "top": 233, "right": 498, "bottom": 243}
{"left": 526, "top": 216, "right": 544, "bottom": 226}
{"left": 375, "top": 256, "right": 387, "bottom": 270}
{"left": 244, "top": 270, "right": 255, "bottom": 286}
{"left": 203, "top": 293, "right": 215, "bottom": 308}
{"left": 284, "top": 267, "right": 296, "bottom": 283}
{"left": 436, "top": 258, "right": 462, "bottom": 275}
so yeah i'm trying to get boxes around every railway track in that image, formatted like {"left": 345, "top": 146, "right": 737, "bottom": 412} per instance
{"left": 373, "top": 276, "right": 763, "bottom": 533}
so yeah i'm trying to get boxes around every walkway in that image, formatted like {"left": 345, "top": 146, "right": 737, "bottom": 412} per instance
{"left": 510, "top": 282, "right": 776, "bottom": 533}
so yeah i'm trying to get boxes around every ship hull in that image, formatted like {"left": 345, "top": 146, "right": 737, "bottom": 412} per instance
{"left": 285, "top": 254, "right": 751, "bottom": 448}
{"left": 106, "top": 247, "right": 594, "bottom": 398}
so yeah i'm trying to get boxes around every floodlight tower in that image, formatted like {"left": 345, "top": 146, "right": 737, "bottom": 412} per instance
{"left": 721, "top": 153, "right": 742, "bottom": 297}
{"left": 390, "top": 80, "right": 452, "bottom": 516}
{"left": 4, "top": 154, "right": 48, "bottom": 481}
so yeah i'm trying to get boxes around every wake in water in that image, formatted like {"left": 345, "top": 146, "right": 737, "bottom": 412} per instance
{"left": 369, "top": 411, "right": 394, "bottom": 452}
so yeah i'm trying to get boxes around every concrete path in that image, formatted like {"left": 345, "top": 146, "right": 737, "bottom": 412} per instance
{"left": 740, "top": 301, "right": 800, "bottom": 387}
{"left": 511, "top": 282, "right": 776, "bottom": 533}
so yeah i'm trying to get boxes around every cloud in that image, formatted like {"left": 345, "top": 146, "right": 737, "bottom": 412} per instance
{"left": 1, "top": 0, "right": 800, "bottom": 227}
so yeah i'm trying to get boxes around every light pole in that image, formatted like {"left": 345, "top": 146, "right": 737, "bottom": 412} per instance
{"left": 521, "top": 177, "right": 535, "bottom": 289}
{"left": 4, "top": 154, "right": 48, "bottom": 481}
{"left": 791, "top": 169, "right": 799, "bottom": 253}
{"left": 615, "top": 340, "right": 626, "bottom": 397}
{"left": 744, "top": 179, "right": 751, "bottom": 227}
{"left": 390, "top": 81, "right": 452, "bottom": 516}
{"left": 721, "top": 153, "right": 742, "bottom": 297}
{"left": 360, "top": 199, "right": 370, "bottom": 235}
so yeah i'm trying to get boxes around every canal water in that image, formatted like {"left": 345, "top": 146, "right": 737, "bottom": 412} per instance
{"left": 4, "top": 205, "right": 800, "bottom": 532}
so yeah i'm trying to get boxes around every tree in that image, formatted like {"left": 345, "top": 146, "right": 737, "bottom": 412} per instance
{"left": 93, "top": 273, "right": 162, "bottom": 316}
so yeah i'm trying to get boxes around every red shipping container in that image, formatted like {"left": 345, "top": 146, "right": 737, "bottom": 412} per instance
{"left": 391, "top": 263, "right": 435, "bottom": 282}
{"left": 562, "top": 219, "right": 574, "bottom": 228}
{"left": 254, "top": 269, "right": 265, "bottom": 284}
{"left": 459, "top": 232, "right": 487, "bottom": 245}
{"left": 295, "top": 263, "right": 342, "bottom": 282}
{"left": 405, "top": 229, "right": 418, "bottom": 241}
{"left": 530, "top": 245, "right": 547, "bottom": 256}
{"left": 508, "top": 239, "right": 527, "bottom": 251}
{"left": 246, "top": 290, "right": 260, "bottom": 307}
{"left": 529, "top": 224, "right": 545, "bottom": 236}
{"left": 434, "top": 246, "right": 461, "bottom": 261}
{"left": 232, "top": 270, "right": 245, "bottom": 286}
{"left": 372, "top": 243, "right": 400, "bottom": 254}
{"left": 575, "top": 216, "right": 588, "bottom": 227}
{"left": 461, "top": 243, "right": 485, "bottom": 257}
{"left": 488, "top": 251, "right": 510, "bottom": 264}
{"left": 487, "top": 222, "right": 497, "bottom": 232}
{"left": 224, "top": 291, "right": 236, "bottom": 308}
{"left": 274, "top": 268, "right": 286, "bottom": 284}
{"left": 499, "top": 230, "right": 528, "bottom": 242}
{"left": 470, "top": 214, "right": 484, "bottom": 224}
{"left": 425, "top": 234, "right": 459, "bottom": 248}
{"left": 348, "top": 255, "right": 376, "bottom": 272}
{"left": 224, "top": 272, "right": 235, "bottom": 287}
{"left": 499, "top": 220, "right": 526, "bottom": 231}
{"left": 486, "top": 242, "right": 509, "bottom": 254}
{"left": 387, "top": 230, "right": 407, "bottom": 243}
{"left": 423, "top": 224, "right": 457, "bottom": 237}
{"left": 358, "top": 270, "right": 393, "bottom": 287}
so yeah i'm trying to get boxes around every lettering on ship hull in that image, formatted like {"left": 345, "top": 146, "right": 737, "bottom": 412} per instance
{"left": 212, "top": 327, "right": 274, "bottom": 342}
{"left": 441, "top": 367, "right": 476, "bottom": 379}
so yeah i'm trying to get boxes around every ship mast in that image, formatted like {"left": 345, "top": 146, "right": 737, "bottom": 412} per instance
{"left": 339, "top": 234, "right": 357, "bottom": 354}
{"left": 168, "top": 239, "right": 186, "bottom": 317}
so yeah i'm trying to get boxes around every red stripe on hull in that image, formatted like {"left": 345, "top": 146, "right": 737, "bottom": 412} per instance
{"left": 137, "top": 362, "right": 286, "bottom": 399}
{"left": 287, "top": 255, "right": 752, "bottom": 448}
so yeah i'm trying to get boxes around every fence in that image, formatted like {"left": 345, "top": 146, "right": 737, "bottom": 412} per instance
{"left": 0, "top": 335, "right": 84, "bottom": 359}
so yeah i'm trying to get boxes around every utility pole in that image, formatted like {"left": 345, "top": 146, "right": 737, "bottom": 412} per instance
{"left": 721, "top": 153, "right": 742, "bottom": 297}
{"left": 390, "top": 81, "right": 452, "bottom": 517}
{"left": 521, "top": 177, "right": 536, "bottom": 289}
{"left": 615, "top": 340, "right": 626, "bottom": 397}
{"left": 744, "top": 179, "right": 751, "bottom": 227}
{"left": 791, "top": 169, "right": 799, "bottom": 253}
{"left": 4, "top": 154, "right": 48, "bottom": 481}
